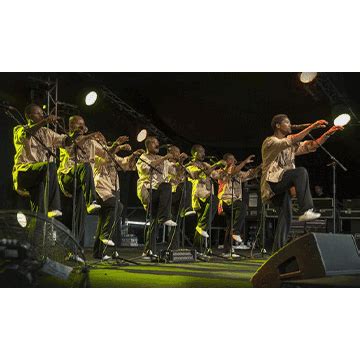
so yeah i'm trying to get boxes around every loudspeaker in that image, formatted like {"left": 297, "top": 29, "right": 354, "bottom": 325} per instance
{"left": 251, "top": 233, "right": 360, "bottom": 287}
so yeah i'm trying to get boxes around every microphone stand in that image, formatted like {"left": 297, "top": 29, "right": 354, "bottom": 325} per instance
{"left": 55, "top": 122, "right": 88, "bottom": 244}
{"left": 308, "top": 133, "right": 347, "bottom": 233}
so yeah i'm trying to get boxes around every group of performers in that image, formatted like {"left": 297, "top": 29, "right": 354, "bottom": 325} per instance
{"left": 12, "top": 104, "right": 344, "bottom": 260}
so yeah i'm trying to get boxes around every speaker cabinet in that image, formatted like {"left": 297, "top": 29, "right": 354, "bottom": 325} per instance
{"left": 251, "top": 233, "right": 360, "bottom": 287}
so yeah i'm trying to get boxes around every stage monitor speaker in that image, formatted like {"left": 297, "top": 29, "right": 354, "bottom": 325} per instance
{"left": 251, "top": 233, "right": 360, "bottom": 287}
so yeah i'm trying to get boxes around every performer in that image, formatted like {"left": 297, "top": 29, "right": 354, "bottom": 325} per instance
{"left": 58, "top": 115, "right": 117, "bottom": 246}
{"left": 13, "top": 104, "right": 71, "bottom": 217}
{"left": 93, "top": 142, "right": 144, "bottom": 260}
{"left": 261, "top": 114, "right": 343, "bottom": 252}
{"left": 136, "top": 136, "right": 177, "bottom": 258}
{"left": 167, "top": 145, "right": 195, "bottom": 249}
{"left": 217, "top": 153, "right": 261, "bottom": 256}
{"left": 186, "top": 145, "right": 226, "bottom": 253}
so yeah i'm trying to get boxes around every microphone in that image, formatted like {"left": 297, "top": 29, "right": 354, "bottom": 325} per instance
{"left": 291, "top": 123, "right": 312, "bottom": 129}
{"left": 204, "top": 156, "right": 218, "bottom": 160}
{"left": 0, "top": 103, "right": 16, "bottom": 111}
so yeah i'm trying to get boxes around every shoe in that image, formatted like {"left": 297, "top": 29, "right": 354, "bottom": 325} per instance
{"left": 298, "top": 208, "right": 321, "bottom": 222}
{"left": 184, "top": 210, "right": 196, "bottom": 217}
{"left": 232, "top": 240, "right": 243, "bottom": 249}
{"left": 141, "top": 250, "right": 155, "bottom": 260}
{"left": 238, "top": 243, "right": 251, "bottom": 250}
{"left": 65, "top": 253, "right": 85, "bottom": 263}
{"left": 223, "top": 252, "right": 240, "bottom": 258}
{"left": 163, "top": 219, "right": 177, "bottom": 227}
{"left": 48, "top": 210, "right": 62, "bottom": 218}
{"left": 232, "top": 234, "right": 243, "bottom": 242}
{"left": 93, "top": 254, "right": 111, "bottom": 261}
{"left": 218, "top": 244, "right": 224, "bottom": 249}
{"left": 87, "top": 201, "right": 101, "bottom": 214}
{"left": 101, "top": 239, "right": 115, "bottom": 247}
{"left": 196, "top": 226, "right": 209, "bottom": 238}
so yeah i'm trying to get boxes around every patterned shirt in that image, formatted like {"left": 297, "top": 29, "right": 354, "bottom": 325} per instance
{"left": 94, "top": 154, "right": 137, "bottom": 201}
{"left": 185, "top": 160, "right": 219, "bottom": 211}
{"left": 12, "top": 125, "right": 67, "bottom": 196}
{"left": 57, "top": 137, "right": 103, "bottom": 197}
{"left": 261, "top": 135, "right": 318, "bottom": 203}
{"left": 136, "top": 153, "right": 173, "bottom": 208}
{"left": 217, "top": 166, "right": 261, "bottom": 204}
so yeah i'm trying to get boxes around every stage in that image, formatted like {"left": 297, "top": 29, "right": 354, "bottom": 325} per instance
{"left": 37, "top": 248, "right": 266, "bottom": 288}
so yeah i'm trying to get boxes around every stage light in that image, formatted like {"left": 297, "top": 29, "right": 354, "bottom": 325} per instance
{"left": 16, "top": 212, "right": 27, "bottom": 228}
{"left": 137, "top": 129, "right": 147, "bottom": 142}
{"left": 299, "top": 72, "right": 318, "bottom": 84}
{"left": 42, "top": 104, "right": 47, "bottom": 110}
{"left": 334, "top": 113, "right": 351, "bottom": 126}
{"left": 85, "top": 91, "right": 98, "bottom": 106}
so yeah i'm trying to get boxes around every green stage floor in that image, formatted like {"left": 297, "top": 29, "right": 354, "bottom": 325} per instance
{"left": 84, "top": 248, "right": 266, "bottom": 288}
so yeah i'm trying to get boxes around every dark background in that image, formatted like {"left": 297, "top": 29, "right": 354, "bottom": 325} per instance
{"left": 1, "top": 72, "right": 359, "bottom": 212}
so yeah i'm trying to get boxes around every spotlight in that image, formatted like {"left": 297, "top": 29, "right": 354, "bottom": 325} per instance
{"left": 334, "top": 113, "right": 351, "bottom": 126}
{"left": 16, "top": 212, "right": 27, "bottom": 228}
{"left": 137, "top": 129, "right": 147, "bottom": 142}
{"left": 299, "top": 72, "right": 318, "bottom": 84}
{"left": 85, "top": 91, "right": 98, "bottom": 106}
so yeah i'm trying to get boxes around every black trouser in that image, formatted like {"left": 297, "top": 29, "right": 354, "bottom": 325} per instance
{"left": 168, "top": 181, "right": 193, "bottom": 249}
{"left": 60, "top": 163, "right": 97, "bottom": 209}
{"left": 18, "top": 162, "right": 61, "bottom": 214}
{"left": 269, "top": 167, "right": 313, "bottom": 252}
{"left": 93, "top": 196, "right": 123, "bottom": 258}
{"left": 144, "top": 182, "right": 172, "bottom": 253}
{"left": 60, "top": 163, "right": 97, "bottom": 246}
{"left": 193, "top": 195, "right": 219, "bottom": 252}
{"left": 222, "top": 199, "right": 247, "bottom": 253}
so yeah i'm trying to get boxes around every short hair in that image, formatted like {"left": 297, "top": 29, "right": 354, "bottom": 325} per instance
{"left": 24, "top": 103, "right": 40, "bottom": 118}
{"left": 223, "top": 153, "right": 234, "bottom": 161}
{"left": 69, "top": 115, "right": 82, "bottom": 129}
{"left": 271, "top": 114, "right": 288, "bottom": 130}
{"left": 168, "top": 145, "right": 179, "bottom": 153}
{"left": 145, "top": 136, "right": 157, "bottom": 149}
{"left": 191, "top": 144, "right": 203, "bottom": 156}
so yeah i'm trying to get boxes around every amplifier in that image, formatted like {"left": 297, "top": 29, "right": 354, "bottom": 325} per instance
{"left": 340, "top": 210, "right": 360, "bottom": 219}
{"left": 343, "top": 199, "right": 360, "bottom": 209}
{"left": 160, "top": 248, "right": 196, "bottom": 263}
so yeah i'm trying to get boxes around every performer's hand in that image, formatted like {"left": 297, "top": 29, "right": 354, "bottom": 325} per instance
{"left": 133, "top": 149, "right": 145, "bottom": 157}
{"left": 325, "top": 125, "right": 344, "bottom": 136}
{"left": 244, "top": 154, "right": 255, "bottom": 164}
{"left": 311, "top": 120, "right": 328, "bottom": 129}
{"left": 215, "top": 160, "right": 227, "bottom": 168}
{"left": 114, "top": 135, "right": 129, "bottom": 145}
{"left": 118, "top": 144, "right": 132, "bottom": 152}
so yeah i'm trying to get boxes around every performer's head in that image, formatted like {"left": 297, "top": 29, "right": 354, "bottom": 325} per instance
{"left": 191, "top": 144, "right": 205, "bottom": 161}
{"left": 223, "top": 153, "right": 236, "bottom": 167}
{"left": 168, "top": 145, "right": 180, "bottom": 160}
{"left": 69, "top": 115, "right": 88, "bottom": 135}
{"left": 271, "top": 114, "right": 292, "bottom": 135}
{"left": 24, "top": 104, "right": 44, "bottom": 124}
{"left": 145, "top": 136, "right": 159, "bottom": 154}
